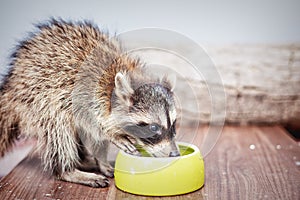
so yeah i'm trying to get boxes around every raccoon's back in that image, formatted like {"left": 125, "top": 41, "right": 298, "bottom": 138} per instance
{"left": 1, "top": 19, "right": 120, "bottom": 107}
{"left": 5, "top": 19, "right": 118, "bottom": 91}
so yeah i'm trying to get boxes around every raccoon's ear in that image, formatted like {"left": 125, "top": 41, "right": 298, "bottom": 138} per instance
{"left": 115, "top": 72, "right": 134, "bottom": 106}
{"left": 162, "top": 74, "right": 176, "bottom": 92}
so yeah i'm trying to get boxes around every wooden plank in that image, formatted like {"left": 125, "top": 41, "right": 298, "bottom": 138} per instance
{"left": 0, "top": 156, "right": 110, "bottom": 199}
{"left": 0, "top": 126, "right": 299, "bottom": 199}
{"left": 202, "top": 126, "right": 300, "bottom": 199}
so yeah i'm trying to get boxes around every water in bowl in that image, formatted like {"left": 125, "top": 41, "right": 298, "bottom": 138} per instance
{"left": 137, "top": 144, "right": 194, "bottom": 157}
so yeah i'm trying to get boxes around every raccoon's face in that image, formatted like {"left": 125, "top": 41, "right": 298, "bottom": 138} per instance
{"left": 114, "top": 72, "right": 180, "bottom": 157}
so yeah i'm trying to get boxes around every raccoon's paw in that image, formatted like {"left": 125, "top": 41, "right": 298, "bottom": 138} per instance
{"left": 60, "top": 169, "right": 110, "bottom": 188}
{"left": 99, "top": 162, "right": 114, "bottom": 178}
{"left": 111, "top": 135, "right": 140, "bottom": 156}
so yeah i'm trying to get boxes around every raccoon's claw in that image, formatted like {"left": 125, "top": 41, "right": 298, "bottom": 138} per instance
{"left": 120, "top": 140, "right": 139, "bottom": 155}
{"left": 99, "top": 162, "right": 114, "bottom": 178}
{"left": 91, "top": 177, "right": 110, "bottom": 188}
{"left": 111, "top": 136, "right": 140, "bottom": 155}
{"left": 128, "top": 148, "right": 141, "bottom": 156}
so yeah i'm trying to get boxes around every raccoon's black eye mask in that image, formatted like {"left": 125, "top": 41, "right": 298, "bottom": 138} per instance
{"left": 123, "top": 122, "right": 163, "bottom": 144}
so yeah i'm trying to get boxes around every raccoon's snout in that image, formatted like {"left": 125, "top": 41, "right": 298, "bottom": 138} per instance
{"left": 169, "top": 150, "right": 180, "bottom": 157}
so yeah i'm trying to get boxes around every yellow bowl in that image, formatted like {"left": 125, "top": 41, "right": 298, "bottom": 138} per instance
{"left": 114, "top": 142, "right": 205, "bottom": 196}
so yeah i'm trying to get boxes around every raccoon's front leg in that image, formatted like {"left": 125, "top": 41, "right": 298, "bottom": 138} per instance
{"left": 59, "top": 142, "right": 112, "bottom": 187}
{"left": 93, "top": 140, "right": 114, "bottom": 178}
{"left": 79, "top": 134, "right": 114, "bottom": 178}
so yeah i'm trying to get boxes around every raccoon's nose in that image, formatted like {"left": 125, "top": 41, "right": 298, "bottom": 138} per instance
{"left": 169, "top": 150, "right": 180, "bottom": 157}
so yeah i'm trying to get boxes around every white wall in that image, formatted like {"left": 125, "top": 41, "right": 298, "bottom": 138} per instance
{"left": 0, "top": 0, "right": 300, "bottom": 67}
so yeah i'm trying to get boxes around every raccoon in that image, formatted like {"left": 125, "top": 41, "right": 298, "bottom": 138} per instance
{"left": 0, "top": 18, "right": 179, "bottom": 187}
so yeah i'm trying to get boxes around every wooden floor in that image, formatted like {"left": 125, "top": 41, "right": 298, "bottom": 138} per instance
{"left": 0, "top": 126, "right": 299, "bottom": 199}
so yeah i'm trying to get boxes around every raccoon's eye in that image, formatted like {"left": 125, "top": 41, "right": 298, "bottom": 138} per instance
{"left": 149, "top": 124, "right": 161, "bottom": 135}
